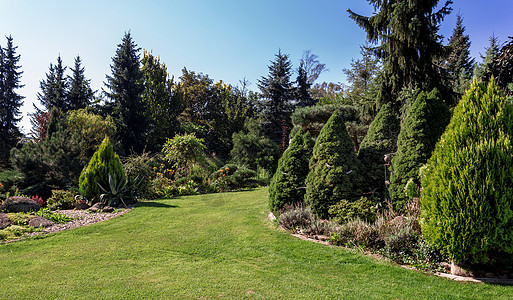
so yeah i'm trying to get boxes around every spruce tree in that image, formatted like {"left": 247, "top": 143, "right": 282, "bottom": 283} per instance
{"left": 66, "top": 55, "right": 94, "bottom": 110}
{"left": 305, "top": 110, "right": 363, "bottom": 219}
{"left": 390, "top": 89, "right": 450, "bottom": 208}
{"left": 421, "top": 79, "right": 513, "bottom": 267}
{"left": 348, "top": 1, "right": 452, "bottom": 111}
{"left": 357, "top": 103, "right": 400, "bottom": 201}
{"left": 37, "top": 55, "right": 68, "bottom": 111}
{"left": 269, "top": 129, "right": 314, "bottom": 213}
{"left": 475, "top": 35, "right": 500, "bottom": 82}
{"left": 295, "top": 61, "right": 315, "bottom": 107}
{"left": 446, "top": 14, "right": 475, "bottom": 95}
{"left": 258, "top": 49, "right": 295, "bottom": 147}
{"left": 105, "top": 32, "right": 146, "bottom": 155}
{"left": 0, "top": 35, "right": 24, "bottom": 166}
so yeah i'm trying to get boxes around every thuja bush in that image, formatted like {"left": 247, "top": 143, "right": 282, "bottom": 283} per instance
{"left": 390, "top": 89, "right": 450, "bottom": 209}
{"left": 79, "top": 136, "right": 125, "bottom": 200}
{"left": 421, "top": 79, "right": 513, "bottom": 268}
{"left": 357, "top": 104, "right": 400, "bottom": 201}
{"left": 305, "top": 110, "right": 363, "bottom": 219}
{"left": 268, "top": 129, "right": 314, "bottom": 214}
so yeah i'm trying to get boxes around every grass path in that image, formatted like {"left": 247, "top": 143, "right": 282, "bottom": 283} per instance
{"left": 0, "top": 188, "right": 512, "bottom": 299}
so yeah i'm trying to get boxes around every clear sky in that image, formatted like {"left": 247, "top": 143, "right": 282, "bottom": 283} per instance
{"left": 1, "top": 0, "right": 512, "bottom": 134}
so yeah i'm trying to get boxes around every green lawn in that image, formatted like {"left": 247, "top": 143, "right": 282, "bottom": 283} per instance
{"left": 0, "top": 188, "right": 512, "bottom": 299}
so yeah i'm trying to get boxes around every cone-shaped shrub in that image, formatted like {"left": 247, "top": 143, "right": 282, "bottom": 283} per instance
{"left": 421, "top": 79, "right": 513, "bottom": 267}
{"left": 79, "top": 136, "right": 125, "bottom": 200}
{"left": 269, "top": 129, "right": 314, "bottom": 214}
{"left": 305, "top": 110, "right": 362, "bottom": 219}
{"left": 390, "top": 89, "right": 450, "bottom": 208}
{"left": 358, "top": 104, "right": 400, "bottom": 201}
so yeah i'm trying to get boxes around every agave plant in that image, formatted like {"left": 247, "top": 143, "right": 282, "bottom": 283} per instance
{"left": 97, "top": 174, "right": 141, "bottom": 207}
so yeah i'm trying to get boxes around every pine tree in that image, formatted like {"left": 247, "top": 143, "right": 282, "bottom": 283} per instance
{"left": 295, "top": 61, "right": 315, "bottom": 107}
{"left": 421, "top": 79, "right": 513, "bottom": 267}
{"left": 105, "top": 32, "right": 146, "bottom": 155}
{"left": 305, "top": 110, "right": 363, "bottom": 219}
{"left": 390, "top": 89, "right": 450, "bottom": 208}
{"left": 37, "top": 55, "right": 68, "bottom": 111}
{"left": 0, "top": 35, "right": 24, "bottom": 166}
{"left": 258, "top": 49, "right": 295, "bottom": 147}
{"left": 446, "top": 14, "right": 475, "bottom": 95}
{"left": 357, "top": 104, "right": 400, "bottom": 201}
{"left": 348, "top": 1, "right": 452, "bottom": 112}
{"left": 475, "top": 35, "right": 500, "bottom": 82}
{"left": 269, "top": 129, "right": 314, "bottom": 213}
{"left": 66, "top": 55, "right": 94, "bottom": 110}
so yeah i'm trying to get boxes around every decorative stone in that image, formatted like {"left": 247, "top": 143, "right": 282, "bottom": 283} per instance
{"left": 102, "top": 206, "right": 114, "bottom": 213}
{"left": 0, "top": 196, "right": 40, "bottom": 213}
{"left": 450, "top": 261, "right": 473, "bottom": 277}
{"left": 28, "top": 216, "right": 54, "bottom": 228}
{"left": 75, "top": 202, "right": 90, "bottom": 210}
{"left": 0, "top": 213, "right": 11, "bottom": 229}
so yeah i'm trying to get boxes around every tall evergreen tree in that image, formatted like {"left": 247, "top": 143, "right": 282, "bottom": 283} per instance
{"left": 494, "top": 37, "right": 513, "bottom": 95}
{"left": 37, "top": 55, "right": 68, "bottom": 111}
{"left": 105, "top": 32, "right": 146, "bottom": 155}
{"left": 0, "top": 35, "right": 24, "bottom": 166}
{"left": 475, "top": 35, "right": 500, "bottom": 82}
{"left": 348, "top": 0, "right": 452, "bottom": 112}
{"left": 295, "top": 61, "right": 315, "bottom": 107}
{"left": 446, "top": 14, "right": 475, "bottom": 95}
{"left": 66, "top": 55, "right": 94, "bottom": 110}
{"left": 258, "top": 49, "right": 295, "bottom": 148}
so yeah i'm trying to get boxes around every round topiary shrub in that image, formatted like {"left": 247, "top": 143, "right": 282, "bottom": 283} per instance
{"left": 79, "top": 136, "right": 125, "bottom": 200}
{"left": 421, "top": 79, "right": 513, "bottom": 267}
{"left": 269, "top": 129, "right": 314, "bottom": 214}
{"left": 305, "top": 110, "right": 363, "bottom": 219}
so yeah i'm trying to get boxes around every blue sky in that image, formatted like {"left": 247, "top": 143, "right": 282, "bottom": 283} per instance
{"left": 1, "top": 0, "right": 512, "bottom": 133}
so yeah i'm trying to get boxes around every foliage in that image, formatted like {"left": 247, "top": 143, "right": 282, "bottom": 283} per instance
{"left": 0, "top": 35, "right": 24, "bottom": 167}
{"left": 122, "top": 151, "right": 156, "bottom": 198}
{"left": 300, "top": 50, "right": 328, "bottom": 85}
{"left": 230, "top": 119, "right": 279, "bottom": 174}
{"left": 98, "top": 173, "right": 140, "bottom": 207}
{"left": 162, "top": 133, "right": 206, "bottom": 179}
{"left": 305, "top": 110, "right": 363, "bottom": 219}
{"left": 475, "top": 35, "right": 500, "bottom": 82}
{"left": 494, "top": 37, "right": 513, "bottom": 96}
{"left": 268, "top": 129, "right": 313, "bottom": 213}
{"left": 105, "top": 32, "right": 147, "bottom": 155}
{"left": 47, "top": 189, "right": 76, "bottom": 210}
{"left": 291, "top": 103, "right": 359, "bottom": 137}
{"left": 66, "top": 55, "right": 95, "bottom": 110}
{"left": 7, "top": 212, "right": 31, "bottom": 226}
{"left": 390, "top": 89, "right": 450, "bottom": 209}
{"left": 328, "top": 197, "right": 377, "bottom": 224}
{"left": 295, "top": 61, "right": 315, "bottom": 107}
{"left": 445, "top": 14, "right": 474, "bottom": 97}
{"left": 421, "top": 79, "right": 513, "bottom": 267}
{"left": 207, "top": 164, "right": 257, "bottom": 192}
{"left": 34, "top": 208, "right": 73, "bottom": 223}
{"left": 37, "top": 55, "right": 68, "bottom": 111}
{"left": 79, "top": 136, "right": 125, "bottom": 201}
{"left": 348, "top": 0, "right": 452, "bottom": 111}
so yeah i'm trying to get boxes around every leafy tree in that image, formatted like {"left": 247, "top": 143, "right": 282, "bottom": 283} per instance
{"left": 230, "top": 119, "right": 279, "bottom": 173}
{"left": 0, "top": 35, "right": 24, "bottom": 167}
{"left": 421, "top": 79, "right": 513, "bottom": 267}
{"left": 348, "top": 0, "right": 452, "bottom": 111}
{"left": 141, "top": 50, "right": 183, "bottom": 151}
{"left": 305, "top": 110, "right": 363, "bottom": 219}
{"left": 295, "top": 61, "right": 315, "bottom": 107}
{"left": 494, "top": 37, "right": 513, "bottom": 95}
{"left": 66, "top": 55, "right": 94, "bottom": 110}
{"left": 258, "top": 49, "right": 295, "bottom": 148}
{"left": 269, "top": 129, "right": 314, "bottom": 213}
{"left": 79, "top": 136, "right": 125, "bottom": 200}
{"left": 300, "top": 50, "right": 328, "bottom": 84}
{"left": 445, "top": 14, "right": 474, "bottom": 96}
{"left": 357, "top": 104, "right": 400, "bottom": 201}
{"left": 162, "top": 133, "right": 206, "bottom": 179}
{"left": 390, "top": 89, "right": 450, "bottom": 208}
{"left": 37, "top": 55, "right": 68, "bottom": 111}
{"left": 105, "top": 32, "right": 146, "bottom": 155}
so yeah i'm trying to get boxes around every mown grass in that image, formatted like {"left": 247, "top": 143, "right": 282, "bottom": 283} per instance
{"left": 0, "top": 188, "right": 512, "bottom": 299}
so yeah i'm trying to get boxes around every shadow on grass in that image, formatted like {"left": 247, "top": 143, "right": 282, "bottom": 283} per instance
{"left": 136, "top": 201, "right": 179, "bottom": 208}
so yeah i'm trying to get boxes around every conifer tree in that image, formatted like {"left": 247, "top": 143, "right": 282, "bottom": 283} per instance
{"left": 446, "top": 14, "right": 475, "bottom": 95}
{"left": 475, "top": 35, "right": 500, "bottom": 82}
{"left": 0, "top": 35, "right": 24, "bottom": 166}
{"left": 37, "top": 55, "right": 68, "bottom": 111}
{"left": 105, "top": 32, "right": 146, "bottom": 155}
{"left": 494, "top": 37, "right": 513, "bottom": 94}
{"left": 258, "top": 49, "right": 295, "bottom": 147}
{"left": 421, "top": 79, "right": 513, "bottom": 267}
{"left": 269, "top": 129, "right": 314, "bottom": 213}
{"left": 295, "top": 62, "right": 315, "bottom": 107}
{"left": 305, "top": 110, "right": 363, "bottom": 219}
{"left": 66, "top": 55, "right": 94, "bottom": 110}
{"left": 357, "top": 104, "right": 400, "bottom": 201}
{"left": 348, "top": 0, "right": 452, "bottom": 112}
{"left": 390, "top": 89, "right": 450, "bottom": 208}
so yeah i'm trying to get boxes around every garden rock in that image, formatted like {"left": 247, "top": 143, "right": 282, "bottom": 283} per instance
{"left": 28, "top": 216, "right": 54, "bottom": 228}
{"left": 88, "top": 202, "right": 104, "bottom": 213}
{"left": 102, "top": 206, "right": 114, "bottom": 213}
{"left": 0, "top": 213, "right": 11, "bottom": 229}
{"left": 75, "top": 202, "right": 90, "bottom": 210}
{"left": 0, "top": 196, "right": 40, "bottom": 213}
